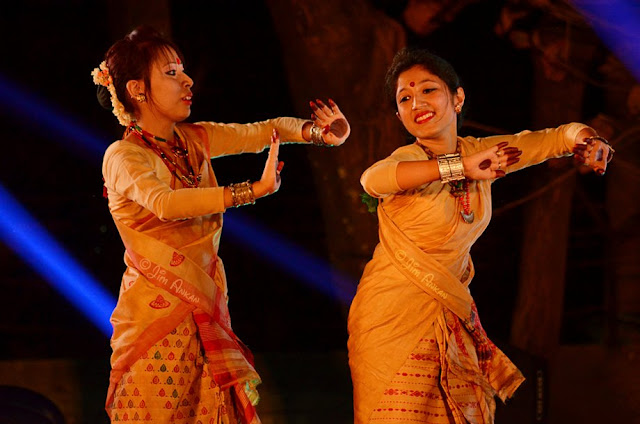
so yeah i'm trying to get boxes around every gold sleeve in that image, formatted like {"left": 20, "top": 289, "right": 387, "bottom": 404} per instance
{"left": 103, "top": 142, "right": 227, "bottom": 220}
{"left": 195, "top": 117, "right": 309, "bottom": 158}
{"left": 466, "top": 122, "right": 591, "bottom": 173}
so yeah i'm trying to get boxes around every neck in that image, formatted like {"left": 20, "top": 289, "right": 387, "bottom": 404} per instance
{"left": 416, "top": 133, "right": 458, "bottom": 155}
{"left": 135, "top": 119, "right": 176, "bottom": 142}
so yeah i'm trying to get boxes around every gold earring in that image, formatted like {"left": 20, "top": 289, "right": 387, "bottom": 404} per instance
{"left": 455, "top": 104, "right": 462, "bottom": 113}
{"left": 133, "top": 93, "right": 146, "bottom": 103}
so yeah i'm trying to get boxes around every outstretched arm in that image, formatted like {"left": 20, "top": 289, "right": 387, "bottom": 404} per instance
{"left": 195, "top": 98, "right": 350, "bottom": 158}
{"left": 195, "top": 117, "right": 308, "bottom": 159}
{"left": 361, "top": 143, "right": 522, "bottom": 197}
{"left": 470, "top": 122, "right": 612, "bottom": 175}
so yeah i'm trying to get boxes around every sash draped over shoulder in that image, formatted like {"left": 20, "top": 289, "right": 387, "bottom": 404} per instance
{"left": 349, "top": 124, "right": 588, "bottom": 423}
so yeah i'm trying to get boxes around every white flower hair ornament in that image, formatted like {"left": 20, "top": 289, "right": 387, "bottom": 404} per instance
{"left": 91, "top": 61, "right": 134, "bottom": 126}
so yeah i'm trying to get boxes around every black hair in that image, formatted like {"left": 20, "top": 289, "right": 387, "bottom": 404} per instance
{"left": 384, "top": 47, "right": 466, "bottom": 129}
{"left": 97, "top": 25, "right": 184, "bottom": 116}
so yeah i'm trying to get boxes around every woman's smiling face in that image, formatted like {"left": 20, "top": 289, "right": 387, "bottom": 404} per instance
{"left": 395, "top": 65, "right": 464, "bottom": 142}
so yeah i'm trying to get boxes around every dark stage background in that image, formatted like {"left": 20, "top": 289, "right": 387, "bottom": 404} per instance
{"left": 0, "top": 1, "right": 639, "bottom": 423}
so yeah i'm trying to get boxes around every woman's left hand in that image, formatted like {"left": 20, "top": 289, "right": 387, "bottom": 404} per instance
{"left": 572, "top": 129, "right": 615, "bottom": 175}
{"left": 309, "top": 98, "right": 351, "bottom": 146}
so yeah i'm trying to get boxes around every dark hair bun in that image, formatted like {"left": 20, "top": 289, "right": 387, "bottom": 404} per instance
{"left": 127, "top": 25, "right": 165, "bottom": 42}
{"left": 96, "top": 85, "right": 112, "bottom": 111}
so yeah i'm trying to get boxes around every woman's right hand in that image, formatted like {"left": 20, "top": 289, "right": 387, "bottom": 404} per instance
{"left": 463, "top": 142, "right": 522, "bottom": 180}
{"left": 253, "top": 129, "right": 284, "bottom": 198}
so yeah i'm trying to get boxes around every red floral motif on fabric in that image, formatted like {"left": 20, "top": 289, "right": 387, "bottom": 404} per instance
{"left": 170, "top": 251, "right": 185, "bottom": 266}
{"left": 149, "top": 295, "right": 171, "bottom": 309}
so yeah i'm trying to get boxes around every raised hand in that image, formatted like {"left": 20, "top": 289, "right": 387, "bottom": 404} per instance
{"left": 463, "top": 142, "right": 522, "bottom": 180}
{"left": 254, "top": 129, "right": 284, "bottom": 198}
{"left": 309, "top": 98, "right": 351, "bottom": 146}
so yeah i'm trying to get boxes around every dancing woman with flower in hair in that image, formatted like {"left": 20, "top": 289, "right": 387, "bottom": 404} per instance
{"left": 347, "top": 47, "right": 613, "bottom": 424}
{"left": 93, "top": 26, "right": 349, "bottom": 423}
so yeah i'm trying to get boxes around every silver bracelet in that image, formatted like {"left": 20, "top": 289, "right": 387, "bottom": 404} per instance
{"left": 436, "top": 153, "right": 465, "bottom": 183}
{"left": 310, "top": 124, "right": 331, "bottom": 147}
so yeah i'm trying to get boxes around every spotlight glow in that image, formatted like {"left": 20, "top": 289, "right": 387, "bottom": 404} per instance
{"left": 0, "top": 184, "right": 116, "bottom": 336}
{"left": 0, "top": 73, "right": 110, "bottom": 159}
{"left": 0, "top": 71, "right": 355, "bottom": 338}
{"left": 571, "top": 0, "right": 640, "bottom": 81}
{"left": 224, "top": 210, "right": 357, "bottom": 305}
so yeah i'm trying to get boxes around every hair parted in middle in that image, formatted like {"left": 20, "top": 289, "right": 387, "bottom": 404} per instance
{"left": 384, "top": 47, "right": 466, "bottom": 130}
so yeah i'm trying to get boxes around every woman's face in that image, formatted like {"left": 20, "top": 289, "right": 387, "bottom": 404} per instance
{"left": 146, "top": 48, "right": 194, "bottom": 124}
{"left": 395, "top": 65, "right": 464, "bottom": 142}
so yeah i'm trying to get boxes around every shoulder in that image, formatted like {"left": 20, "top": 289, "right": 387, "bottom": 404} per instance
{"left": 104, "top": 137, "right": 150, "bottom": 162}
{"left": 177, "top": 122, "right": 208, "bottom": 139}
{"left": 102, "top": 138, "right": 153, "bottom": 177}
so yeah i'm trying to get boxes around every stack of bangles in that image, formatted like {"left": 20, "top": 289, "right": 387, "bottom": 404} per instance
{"left": 229, "top": 181, "right": 256, "bottom": 207}
{"left": 310, "top": 124, "right": 333, "bottom": 147}
{"left": 436, "top": 153, "right": 465, "bottom": 183}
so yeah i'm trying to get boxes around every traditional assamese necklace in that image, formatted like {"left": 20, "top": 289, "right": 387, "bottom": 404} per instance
{"left": 416, "top": 140, "right": 474, "bottom": 224}
{"left": 126, "top": 123, "right": 202, "bottom": 188}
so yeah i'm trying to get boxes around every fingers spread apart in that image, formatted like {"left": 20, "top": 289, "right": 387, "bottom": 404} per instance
{"left": 495, "top": 145, "right": 522, "bottom": 173}
{"left": 310, "top": 98, "right": 336, "bottom": 121}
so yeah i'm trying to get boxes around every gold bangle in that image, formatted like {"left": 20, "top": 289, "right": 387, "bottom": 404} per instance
{"left": 229, "top": 181, "right": 256, "bottom": 207}
{"left": 436, "top": 153, "right": 465, "bottom": 183}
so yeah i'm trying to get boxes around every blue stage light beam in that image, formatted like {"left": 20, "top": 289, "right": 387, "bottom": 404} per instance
{"left": 0, "top": 184, "right": 116, "bottom": 336}
{"left": 0, "top": 72, "right": 110, "bottom": 160}
{"left": 571, "top": 0, "right": 640, "bottom": 81}
{"left": 224, "top": 210, "right": 357, "bottom": 305}
{"left": 0, "top": 71, "right": 355, "bottom": 333}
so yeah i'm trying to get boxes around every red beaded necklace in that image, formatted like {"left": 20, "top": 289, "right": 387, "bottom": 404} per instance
{"left": 126, "top": 123, "right": 201, "bottom": 188}
{"left": 415, "top": 140, "right": 474, "bottom": 224}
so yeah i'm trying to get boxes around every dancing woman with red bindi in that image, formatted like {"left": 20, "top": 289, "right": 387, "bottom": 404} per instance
{"left": 347, "top": 47, "right": 612, "bottom": 424}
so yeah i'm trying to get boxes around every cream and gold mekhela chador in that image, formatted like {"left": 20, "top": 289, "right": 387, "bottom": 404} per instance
{"left": 348, "top": 123, "right": 589, "bottom": 424}
{"left": 102, "top": 118, "right": 307, "bottom": 423}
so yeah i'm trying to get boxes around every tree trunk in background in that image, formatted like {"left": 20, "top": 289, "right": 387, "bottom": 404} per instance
{"left": 605, "top": 124, "right": 640, "bottom": 345}
{"left": 265, "top": 0, "right": 407, "bottom": 295}
{"left": 510, "top": 33, "right": 598, "bottom": 358}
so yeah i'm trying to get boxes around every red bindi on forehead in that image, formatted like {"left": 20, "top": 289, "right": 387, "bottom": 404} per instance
{"left": 409, "top": 81, "right": 415, "bottom": 87}
{"left": 176, "top": 57, "right": 182, "bottom": 65}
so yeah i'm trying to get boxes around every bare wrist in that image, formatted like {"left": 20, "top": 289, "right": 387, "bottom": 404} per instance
{"left": 252, "top": 181, "right": 267, "bottom": 198}
{"left": 461, "top": 156, "right": 470, "bottom": 175}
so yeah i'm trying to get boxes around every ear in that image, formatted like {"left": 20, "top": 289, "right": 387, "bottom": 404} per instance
{"left": 126, "top": 79, "right": 145, "bottom": 100}
{"left": 454, "top": 86, "right": 465, "bottom": 108}
{"left": 395, "top": 111, "right": 401, "bottom": 121}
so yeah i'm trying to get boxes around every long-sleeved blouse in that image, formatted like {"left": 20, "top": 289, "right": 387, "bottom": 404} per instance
{"left": 348, "top": 123, "right": 588, "bottom": 424}
{"left": 102, "top": 117, "right": 307, "bottom": 423}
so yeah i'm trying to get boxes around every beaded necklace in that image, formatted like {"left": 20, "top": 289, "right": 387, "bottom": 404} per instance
{"left": 127, "top": 123, "right": 202, "bottom": 188}
{"left": 415, "top": 140, "right": 475, "bottom": 224}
